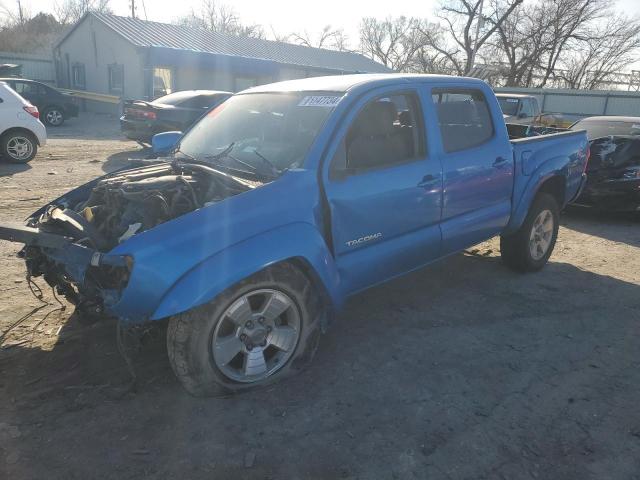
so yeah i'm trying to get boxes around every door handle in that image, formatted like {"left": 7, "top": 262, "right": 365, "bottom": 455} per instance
{"left": 493, "top": 156, "right": 509, "bottom": 167}
{"left": 418, "top": 174, "right": 439, "bottom": 188}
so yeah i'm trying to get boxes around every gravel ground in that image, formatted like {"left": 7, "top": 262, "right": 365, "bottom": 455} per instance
{"left": 1, "top": 113, "right": 639, "bottom": 479}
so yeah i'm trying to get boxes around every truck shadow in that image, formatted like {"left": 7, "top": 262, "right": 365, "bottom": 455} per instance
{"left": 562, "top": 206, "right": 640, "bottom": 247}
{"left": 2, "top": 252, "right": 639, "bottom": 478}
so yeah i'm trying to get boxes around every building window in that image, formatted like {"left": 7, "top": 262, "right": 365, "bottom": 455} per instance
{"left": 152, "top": 67, "right": 173, "bottom": 98}
{"left": 71, "top": 63, "right": 85, "bottom": 89}
{"left": 108, "top": 64, "right": 124, "bottom": 94}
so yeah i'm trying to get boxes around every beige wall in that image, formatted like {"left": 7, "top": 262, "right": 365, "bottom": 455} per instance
{"left": 55, "top": 16, "right": 146, "bottom": 102}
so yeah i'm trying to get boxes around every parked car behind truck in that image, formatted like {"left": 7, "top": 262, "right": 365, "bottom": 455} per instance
{"left": 0, "top": 74, "right": 589, "bottom": 395}
{"left": 495, "top": 93, "right": 541, "bottom": 125}
{"left": 0, "top": 81, "right": 46, "bottom": 163}
{"left": 0, "top": 78, "right": 79, "bottom": 127}
{"left": 120, "top": 90, "right": 231, "bottom": 144}
{"left": 570, "top": 116, "right": 640, "bottom": 211}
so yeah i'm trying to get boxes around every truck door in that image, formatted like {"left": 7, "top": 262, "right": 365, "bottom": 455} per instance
{"left": 323, "top": 89, "right": 443, "bottom": 294}
{"left": 430, "top": 87, "right": 514, "bottom": 254}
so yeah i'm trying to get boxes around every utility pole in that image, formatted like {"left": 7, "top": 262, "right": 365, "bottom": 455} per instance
{"left": 469, "top": 0, "right": 485, "bottom": 72}
{"left": 130, "top": 0, "right": 136, "bottom": 19}
{"left": 16, "top": 0, "right": 24, "bottom": 26}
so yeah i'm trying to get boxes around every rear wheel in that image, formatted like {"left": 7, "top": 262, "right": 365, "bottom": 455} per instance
{"left": 500, "top": 193, "right": 559, "bottom": 272}
{"left": 167, "top": 263, "right": 322, "bottom": 397}
{"left": 43, "top": 107, "right": 64, "bottom": 127}
{"left": 1, "top": 131, "right": 37, "bottom": 163}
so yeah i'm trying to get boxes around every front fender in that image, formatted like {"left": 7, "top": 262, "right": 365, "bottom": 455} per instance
{"left": 504, "top": 156, "right": 568, "bottom": 234}
{"left": 150, "top": 222, "right": 343, "bottom": 320}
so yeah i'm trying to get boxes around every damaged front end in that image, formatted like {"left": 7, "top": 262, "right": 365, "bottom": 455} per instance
{"left": 1, "top": 160, "right": 257, "bottom": 322}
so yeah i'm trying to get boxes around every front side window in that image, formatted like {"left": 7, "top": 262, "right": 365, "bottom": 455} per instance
{"left": 345, "top": 93, "right": 424, "bottom": 170}
{"left": 12, "top": 82, "right": 41, "bottom": 95}
{"left": 178, "top": 92, "right": 341, "bottom": 174}
{"left": 432, "top": 89, "right": 494, "bottom": 153}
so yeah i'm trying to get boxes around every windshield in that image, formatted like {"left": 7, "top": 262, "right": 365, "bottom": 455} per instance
{"left": 177, "top": 92, "right": 341, "bottom": 173}
{"left": 497, "top": 97, "right": 520, "bottom": 116}
{"left": 571, "top": 119, "right": 640, "bottom": 139}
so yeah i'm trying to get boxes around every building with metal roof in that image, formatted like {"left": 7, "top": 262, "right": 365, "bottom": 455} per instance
{"left": 53, "top": 12, "right": 389, "bottom": 111}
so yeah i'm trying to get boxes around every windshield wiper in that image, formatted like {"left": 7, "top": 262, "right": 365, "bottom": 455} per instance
{"left": 253, "top": 150, "right": 281, "bottom": 177}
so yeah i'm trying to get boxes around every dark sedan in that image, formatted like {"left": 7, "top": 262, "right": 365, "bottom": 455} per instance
{"left": 571, "top": 116, "right": 640, "bottom": 211}
{"left": 120, "top": 90, "right": 231, "bottom": 144}
{"left": 0, "top": 77, "right": 79, "bottom": 126}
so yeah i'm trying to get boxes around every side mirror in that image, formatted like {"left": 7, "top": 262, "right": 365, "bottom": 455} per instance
{"left": 152, "top": 131, "right": 182, "bottom": 155}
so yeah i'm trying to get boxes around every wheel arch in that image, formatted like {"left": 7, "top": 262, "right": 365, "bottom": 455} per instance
{"left": 1, "top": 127, "right": 40, "bottom": 145}
{"left": 505, "top": 171, "right": 567, "bottom": 235}
{"left": 147, "top": 223, "right": 343, "bottom": 322}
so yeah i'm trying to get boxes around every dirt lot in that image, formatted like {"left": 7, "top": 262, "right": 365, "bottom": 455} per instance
{"left": 1, "top": 113, "right": 639, "bottom": 479}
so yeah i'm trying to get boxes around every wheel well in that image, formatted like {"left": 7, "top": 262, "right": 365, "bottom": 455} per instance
{"left": 43, "top": 104, "right": 64, "bottom": 113}
{"left": 537, "top": 176, "right": 565, "bottom": 207}
{"left": 285, "top": 257, "right": 334, "bottom": 323}
{"left": 0, "top": 127, "right": 39, "bottom": 146}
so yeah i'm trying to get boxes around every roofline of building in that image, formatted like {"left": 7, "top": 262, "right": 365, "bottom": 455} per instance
{"left": 55, "top": 12, "right": 390, "bottom": 74}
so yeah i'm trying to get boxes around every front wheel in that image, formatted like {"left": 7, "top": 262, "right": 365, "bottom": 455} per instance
{"left": 167, "top": 263, "right": 321, "bottom": 397}
{"left": 1, "top": 131, "right": 38, "bottom": 163}
{"left": 500, "top": 193, "right": 559, "bottom": 272}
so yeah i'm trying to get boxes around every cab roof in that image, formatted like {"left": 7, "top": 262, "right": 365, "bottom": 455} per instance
{"left": 243, "top": 74, "right": 488, "bottom": 95}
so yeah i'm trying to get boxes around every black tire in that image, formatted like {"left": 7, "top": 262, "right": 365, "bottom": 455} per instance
{"left": 0, "top": 130, "right": 38, "bottom": 163}
{"left": 167, "top": 263, "right": 322, "bottom": 397}
{"left": 43, "top": 106, "right": 65, "bottom": 127}
{"left": 500, "top": 193, "right": 559, "bottom": 272}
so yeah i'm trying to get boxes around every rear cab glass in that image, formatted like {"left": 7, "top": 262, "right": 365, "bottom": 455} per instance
{"left": 432, "top": 89, "right": 494, "bottom": 152}
{"left": 497, "top": 97, "right": 520, "bottom": 116}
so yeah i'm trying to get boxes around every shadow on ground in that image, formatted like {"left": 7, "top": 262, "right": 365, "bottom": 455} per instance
{"left": 2, "top": 251, "right": 640, "bottom": 479}
{"left": 0, "top": 162, "right": 31, "bottom": 177}
{"left": 563, "top": 206, "right": 640, "bottom": 247}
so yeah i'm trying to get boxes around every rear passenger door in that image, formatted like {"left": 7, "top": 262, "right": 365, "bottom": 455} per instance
{"left": 430, "top": 87, "right": 513, "bottom": 253}
{"left": 323, "top": 89, "right": 443, "bottom": 294}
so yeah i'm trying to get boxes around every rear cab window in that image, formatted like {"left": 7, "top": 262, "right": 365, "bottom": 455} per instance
{"left": 432, "top": 89, "right": 494, "bottom": 153}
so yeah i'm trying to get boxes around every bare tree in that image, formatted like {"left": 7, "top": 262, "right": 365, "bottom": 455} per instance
{"left": 53, "top": 0, "right": 112, "bottom": 25}
{"left": 290, "top": 25, "right": 350, "bottom": 51}
{"left": 177, "top": 0, "right": 264, "bottom": 39}
{"left": 0, "top": 0, "right": 32, "bottom": 27}
{"left": 359, "top": 16, "right": 427, "bottom": 71}
{"left": 557, "top": 15, "right": 640, "bottom": 89}
{"left": 436, "top": 0, "right": 524, "bottom": 75}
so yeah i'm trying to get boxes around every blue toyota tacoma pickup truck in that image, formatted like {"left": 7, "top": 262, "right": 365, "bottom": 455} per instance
{"left": 0, "top": 74, "right": 589, "bottom": 395}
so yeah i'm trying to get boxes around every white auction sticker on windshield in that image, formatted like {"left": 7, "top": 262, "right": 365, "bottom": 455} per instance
{"left": 298, "top": 95, "right": 342, "bottom": 107}
{"left": 505, "top": 98, "right": 518, "bottom": 103}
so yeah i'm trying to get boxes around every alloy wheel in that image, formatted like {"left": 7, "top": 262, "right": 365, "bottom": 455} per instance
{"left": 529, "top": 209, "right": 554, "bottom": 260}
{"left": 211, "top": 289, "right": 301, "bottom": 383}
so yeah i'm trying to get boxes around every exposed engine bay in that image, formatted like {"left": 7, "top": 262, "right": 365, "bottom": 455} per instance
{"left": 31, "top": 161, "right": 258, "bottom": 250}
{"left": 17, "top": 161, "right": 260, "bottom": 320}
